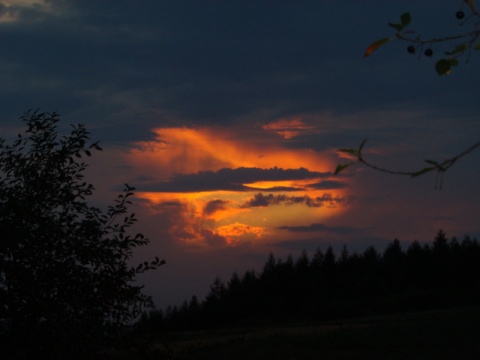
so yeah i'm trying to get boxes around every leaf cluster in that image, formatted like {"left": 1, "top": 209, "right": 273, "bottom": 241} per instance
{"left": 334, "top": 139, "right": 367, "bottom": 175}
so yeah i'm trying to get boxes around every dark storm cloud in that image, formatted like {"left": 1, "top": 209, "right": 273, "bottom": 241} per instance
{"left": 310, "top": 180, "right": 348, "bottom": 190}
{"left": 0, "top": 1, "right": 179, "bottom": 142}
{"left": 251, "top": 186, "right": 304, "bottom": 192}
{"left": 241, "top": 193, "right": 348, "bottom": 209}
{"left": 278, "top": 223, "right": 355, "bottom": 234}
{"left": 203, "top": 199, "right": 229, "bottom": 216}
{"left": 139, "top": 167, "right": 330, "bottom": 193}
{"left": 274, "top": 235, "right": 394, "bottom": 254}
{"left": 199, "top": 228, "right": 229, "bottom": 248}
{"left": 148, "top": 200, "right": 184, "bottom": 212}
{"left": 3, "top": 0, "right": 478, "bottom": 149}
{"left": 145, "top": 197, "right": 229, "bottom": 247}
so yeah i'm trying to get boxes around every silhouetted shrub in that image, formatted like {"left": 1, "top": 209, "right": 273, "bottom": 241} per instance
{"left": 0, "top": 111, "right": 164, "bottom": 359}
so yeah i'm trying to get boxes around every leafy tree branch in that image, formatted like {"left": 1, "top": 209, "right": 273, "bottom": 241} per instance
{"left": 334, "top": 139, "right": 480, "bottom": 189}
{"left": 338, "top": 1, "right": 480, "bottom": 183}
{"left": 365, "top": 0, "right": 480, "bottom": 75}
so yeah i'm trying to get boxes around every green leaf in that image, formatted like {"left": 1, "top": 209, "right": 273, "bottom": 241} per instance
{"left": 474, "top": 42, "right": 480, "bottom": 51}
{"left": 388, "top": 22, "right": 404, "bottom": 32}
{"left": 387, "top": 12, "right": 411, "bottom": 32}
{"left": 400, "top": 12, "right": 411, "bottom": 26}
{"left": 435, "top": 59, "right": 451, "bottom": 76}
{"left": 334, "top": 163, "right": 352, "bottom": 175}
{"left": 445, "top": 44, "right": 467, "bottom": 56}
{"left": 364, "top": 38, "right": 391, "bottom": 57}
{"left": 338, "top": 148, "right": 358, "bottom": 156}
{"left": 411, "top": 167, "right": 435, "bottom": 177}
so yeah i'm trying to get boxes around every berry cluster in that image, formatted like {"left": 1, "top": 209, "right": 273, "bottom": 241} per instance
{"left": 406, "top": 45, "right": 433, "bottom": 57}
{"left": 406, "top": 8, "right": 467, "bottom": 57}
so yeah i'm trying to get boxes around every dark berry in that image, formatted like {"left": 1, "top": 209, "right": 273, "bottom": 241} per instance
{"left": 456, "top": 11, "right": 465, "bottom": 19}
{"left": 424, "top": 48, "right": 433, "bottom": 57}
{"left": 407, "top": 45, "right": 415, "bottom": 54}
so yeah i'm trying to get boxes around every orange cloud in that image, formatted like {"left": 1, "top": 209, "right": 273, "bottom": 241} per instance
{"left": 126, "top": 125, "right": 351, "bottom": 248}
{"left": 262, "top": 117, "right": 313, "bottom": 139}
{"left": 215, "top": 222, "right": 266, "bottom": 245}
{"left": 128, "top": 126, "right": 333, "bottom": 180}
{"left": 136, "top": 190, "right": 258, "bottom": 247}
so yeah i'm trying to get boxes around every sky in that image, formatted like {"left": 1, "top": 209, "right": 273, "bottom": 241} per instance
{"left": 1, "top": 0, "right": 480, "bottom": 308}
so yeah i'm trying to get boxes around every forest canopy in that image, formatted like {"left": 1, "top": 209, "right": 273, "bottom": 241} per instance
{"left": 140, "top": 231, "right": 480, "bottom": 332}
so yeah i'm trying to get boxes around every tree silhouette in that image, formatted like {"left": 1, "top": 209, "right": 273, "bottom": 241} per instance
{"left": 0, "top": 111, "right": 164, "bottom": 359}
{"left": 145, "top": 230, "right": 480, "bottom": 332}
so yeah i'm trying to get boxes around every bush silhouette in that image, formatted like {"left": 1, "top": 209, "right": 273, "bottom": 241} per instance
{"left": 0, "top": 111, "right": 164, "bottom": 359}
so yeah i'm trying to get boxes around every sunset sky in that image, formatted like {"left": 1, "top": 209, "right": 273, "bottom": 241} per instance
{"left": 1, "top": 0, "right": 480, "bottom": 307}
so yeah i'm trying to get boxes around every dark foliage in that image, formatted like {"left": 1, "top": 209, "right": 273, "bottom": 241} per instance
{"left": 140, "top": 230, "right": 480, "bottom": 332}
{"left": 0, "top": 111, "right": 164, "bottom": 359}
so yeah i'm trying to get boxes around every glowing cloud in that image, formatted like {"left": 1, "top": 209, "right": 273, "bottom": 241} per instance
{"left": 215, "top": 222, "right": 266, "bottom": 245}
{"left": 0, "top": 0, "right": 60, "bottom": 23}
{"left": 127, "top": 125, "right": 351, "bottom": 248}
{"left": 128, "top": 127, "right": 333, "bottom": 180}
{"left": 262, "top": 117, "right": 313, "bottom": 139}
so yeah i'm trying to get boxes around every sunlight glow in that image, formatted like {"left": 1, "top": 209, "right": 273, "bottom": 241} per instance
{"left": 262, "top": 117, "right": 313, "bottom": 139}
{"left": 129, "top": 127, "right": 334, "bottom": 178}
{"left": 128, "top": 126, "right": 351, "bottom": 248}
{"left": 215, "top": 222, "right": 266, "bottom": 245}
{"left": 0, "top": 0, "right": 55, "bottom": 23}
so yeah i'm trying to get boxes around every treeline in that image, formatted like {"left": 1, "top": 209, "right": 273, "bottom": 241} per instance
{"left": 139, "top": 231, "right": 480, "bottom": 332}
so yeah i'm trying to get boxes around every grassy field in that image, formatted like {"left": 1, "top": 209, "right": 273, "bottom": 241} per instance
{"left": 124, "top": 307, "right": 480, "bottom": 359}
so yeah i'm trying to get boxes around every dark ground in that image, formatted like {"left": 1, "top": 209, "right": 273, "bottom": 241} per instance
{"left": 121, "top": 306, "right": 480, "bottom": 359}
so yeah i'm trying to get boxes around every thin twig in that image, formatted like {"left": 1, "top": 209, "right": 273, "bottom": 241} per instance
{"left": 352, "top": 140, "right": 480, "bottom": 178}
{"left": 396, "top": 28, "right": 480, "bottom": 45}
